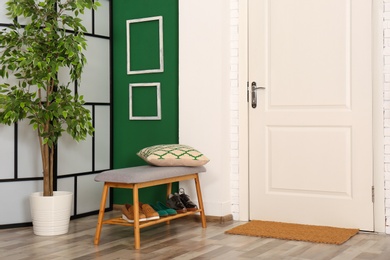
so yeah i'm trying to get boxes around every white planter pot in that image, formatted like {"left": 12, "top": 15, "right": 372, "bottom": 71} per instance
{"left": 30, "top": 191, "right": 73, "bottom": 236}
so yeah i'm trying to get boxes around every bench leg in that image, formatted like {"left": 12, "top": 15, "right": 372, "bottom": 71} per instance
{"left": 194, "top": 174, "right": 207, "bottom": 228}
{"left": 166, "top": 182, "right": 172, "bottom": 198}
{"left": 133, "top": 184, "right": 141, "bottom": 250}
{"left": 94, "top": 183, "right": 109, "bottom": 245}
{"left": 165, "top": 183, "right": 173, "bottom": 225}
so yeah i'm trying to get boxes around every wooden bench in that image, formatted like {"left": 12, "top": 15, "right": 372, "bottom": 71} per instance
{"left": 93, "top": 165, "right": 207, "bottom": 249}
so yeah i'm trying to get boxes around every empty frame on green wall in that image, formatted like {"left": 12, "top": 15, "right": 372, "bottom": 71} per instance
{"left": 126, "top": 16, "right": 164, "bottom": 74}
{"left": 129, "top": 83, "right": 161, "bottom": 120}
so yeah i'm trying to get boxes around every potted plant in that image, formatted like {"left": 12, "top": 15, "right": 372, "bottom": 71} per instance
{"left": 0, "top": 0, "right": 98, "bottom": 235}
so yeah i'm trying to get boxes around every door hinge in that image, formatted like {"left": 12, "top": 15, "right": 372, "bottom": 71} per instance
{"left": 247, "top": 81, "right": 249, "bottom": 102}
{"left": 372, "top": 186, "right": 375, "bottom": 203}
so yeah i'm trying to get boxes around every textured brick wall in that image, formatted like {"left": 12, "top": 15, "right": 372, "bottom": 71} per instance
{"left": 230, "top": 0, "right": 240, "bottom": 220}
{"left": 384, "top": 0, "right": 390, "bottom": 234}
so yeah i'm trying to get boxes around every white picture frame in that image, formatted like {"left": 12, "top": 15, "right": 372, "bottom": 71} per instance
{"left": 126, "top": 16, "right": 164, "bottom": 74}
{"left": 129, "top": 82, "right": 161, "bottom": 120}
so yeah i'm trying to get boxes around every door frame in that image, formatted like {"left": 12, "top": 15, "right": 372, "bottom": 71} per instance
{"left": 237, "top": 0, "right": 385, "bottom": 232}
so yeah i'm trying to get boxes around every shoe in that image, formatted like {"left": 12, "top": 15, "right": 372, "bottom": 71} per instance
{"left": 178, "top": 188, "right": 198, "bottom": 211}
{"left": 167, "top": 194, "right": 187, "bottom": 213}
{"left": 155, "top": 201, "right": 177, "bottom": 216}
{"left": 121, "top": 203, "right": 147, "bottom": 223}
{"left": 150, "top": 204, "right": 168, "bottom": 217}
{"left": 140, "top": 203, "right": 160, "bottom": 221}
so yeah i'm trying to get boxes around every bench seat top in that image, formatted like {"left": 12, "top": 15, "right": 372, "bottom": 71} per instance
{"left": 95, "top": 165, "right": 206, "bottom": 184}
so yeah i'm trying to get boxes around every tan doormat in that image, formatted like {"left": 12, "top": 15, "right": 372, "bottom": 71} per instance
{"left": 225, "top": 220, "right": 359, "bottom": 245}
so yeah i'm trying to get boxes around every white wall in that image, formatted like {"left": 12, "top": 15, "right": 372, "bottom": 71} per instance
{"left": 179, "top": 0, "right": 232, "bottom": 217}
{"left": 180, "top": 0, "right": 390, "bottom": 235}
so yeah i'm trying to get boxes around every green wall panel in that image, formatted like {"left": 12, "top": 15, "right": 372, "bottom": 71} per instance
{"left": 113, "top": 0, "right": 178, "bottom": 204}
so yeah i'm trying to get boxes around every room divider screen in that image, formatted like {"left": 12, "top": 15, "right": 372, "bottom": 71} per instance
{"left": 0, "top": 0, "right": 112, "bottom": 227}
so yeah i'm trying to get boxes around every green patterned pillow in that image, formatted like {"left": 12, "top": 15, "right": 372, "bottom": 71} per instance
{"left": 137, "top": 144, "right": 210, "bottom": 167}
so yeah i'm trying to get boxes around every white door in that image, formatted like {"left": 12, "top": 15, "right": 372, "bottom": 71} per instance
{"left": 248, "top": 0, "right": 373, "bottom": 230}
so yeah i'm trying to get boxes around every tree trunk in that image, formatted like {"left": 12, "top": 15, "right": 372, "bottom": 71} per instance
{"left": 42, "top": 143, "right": 54, "bottom": 196}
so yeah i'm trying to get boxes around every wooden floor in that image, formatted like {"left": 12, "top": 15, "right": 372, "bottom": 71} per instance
{"left": 1, "top": 210, "right": 390, "bottom": 260}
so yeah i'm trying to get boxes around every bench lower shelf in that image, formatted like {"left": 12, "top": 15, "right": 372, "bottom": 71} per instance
{"left": 103, "top": 209, "right": 203, "bottom": 228}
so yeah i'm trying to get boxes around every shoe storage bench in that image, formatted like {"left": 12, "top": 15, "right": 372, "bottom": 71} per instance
{"left": 93, "top": 165, "right": 207, "bottom": 249}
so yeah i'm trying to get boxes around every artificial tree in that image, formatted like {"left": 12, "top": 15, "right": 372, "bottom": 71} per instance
{"left": 0, "top": 0, "right": 99, "bottom": 196}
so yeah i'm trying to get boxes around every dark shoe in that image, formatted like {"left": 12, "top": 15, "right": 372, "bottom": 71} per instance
{"left": 167, "top": 194, "right": 187, "bottom": 213}
{"left": 178, "top": 188, "right": 198, "bottom": 211}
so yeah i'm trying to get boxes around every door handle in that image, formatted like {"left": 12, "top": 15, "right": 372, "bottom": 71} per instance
{"left": 251, "top": 81, "right": 265, "bottom": 108}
